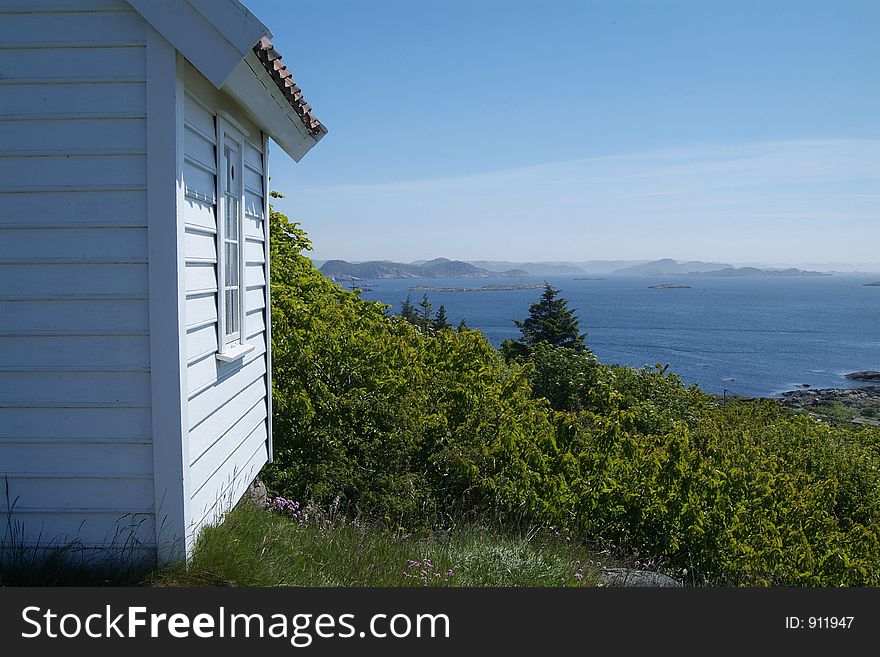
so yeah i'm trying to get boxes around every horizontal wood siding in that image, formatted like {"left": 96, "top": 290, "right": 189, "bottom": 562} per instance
{"left": 182, "top": 61, "right": 269, "bottom": 541}
{"left": 0, "top": 0, "right": 155, "bottom": 553}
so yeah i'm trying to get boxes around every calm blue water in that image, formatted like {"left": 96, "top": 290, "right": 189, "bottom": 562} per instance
{"left": 355, "top": 274, "right": 880, "bottom": 398}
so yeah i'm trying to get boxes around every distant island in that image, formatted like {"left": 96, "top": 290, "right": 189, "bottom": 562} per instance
{"left": 408, "top": 283, "right": 545, "bottom": 293}
{"left": 317, "top": 256, "right": 871, "bottom": 281}
{"left": 321, "top": 258, "right": 531, "bottom": 280}
{"left": 649, "top": 283, "right": 691, "bottom": 289}
{"left": 613, "top": 258, "right": 732, "bottom": 275}
{"left": 864, "top": 282, "right": 880, "bottom": 287}
{"left": 845, "top": 371, "right": 880, "bottom": 382}
{"left": 688, "top": 267, "right": 830, "bottom": 277}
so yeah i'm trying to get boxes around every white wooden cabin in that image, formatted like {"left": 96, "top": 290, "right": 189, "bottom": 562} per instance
{"left": 0, "top": 0, "right": 325, "bottom": 565}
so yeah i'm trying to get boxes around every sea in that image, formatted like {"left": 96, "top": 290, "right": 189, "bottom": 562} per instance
{"left": 353, "top": 274, "right": 880, "bottom": 398}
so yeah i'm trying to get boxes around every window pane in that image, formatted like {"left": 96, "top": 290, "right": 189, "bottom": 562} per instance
{"left": 225, "top": 242, "right": 239, "bottom": 286}
{"left": 225, "top": 195, "right": 239, "bottom": 240}
{"left": 225, "top": 289, "right": 239, "bottom": 336}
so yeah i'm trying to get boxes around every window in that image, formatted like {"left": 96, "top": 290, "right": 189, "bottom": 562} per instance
{"left": 215, "top": 119, "right": 253, "bottom": 362}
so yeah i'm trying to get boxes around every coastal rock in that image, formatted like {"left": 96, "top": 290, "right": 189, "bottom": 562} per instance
{"left": 600, "top": 568, "right": 682, "bottom": 587}
{"left": 845, "top": 371, "right": 880, "bottom": 382}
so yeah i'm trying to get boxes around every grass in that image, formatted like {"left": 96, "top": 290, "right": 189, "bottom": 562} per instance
{"left": 0, "top": 545, "right": 153, "bottom": 586}
{"left": 150, "top": 502, "right": 603, "bottom": 587}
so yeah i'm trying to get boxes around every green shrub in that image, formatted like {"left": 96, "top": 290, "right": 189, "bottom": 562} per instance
{"left": 264, "top": 209, "right": 880, "bottom": 585}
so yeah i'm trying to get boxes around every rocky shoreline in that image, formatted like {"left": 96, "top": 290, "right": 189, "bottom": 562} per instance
{"left": 776, "top": 385, "right": 880, "bottom": 426}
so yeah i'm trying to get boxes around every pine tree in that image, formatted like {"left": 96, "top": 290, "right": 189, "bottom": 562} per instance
{"left": 502, "top": 284, "right": 586, "bottom": 359}
{"left": 418, "top": 294, "right": 433, "bottom": 332}
{"left": 432, "top": 305, "right": 450, "bottom": 331}
{"left": 399, "top": 295, "right": 419, "bottom": 325}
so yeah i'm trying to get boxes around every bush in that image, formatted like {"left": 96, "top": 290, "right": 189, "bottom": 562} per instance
{"left": 265, "top": 209, "right": 880, "bottom": 585}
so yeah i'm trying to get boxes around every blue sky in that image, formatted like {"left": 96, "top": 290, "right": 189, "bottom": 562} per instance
{"left": 246, "top": 0, "right": 879, "bottom": 265}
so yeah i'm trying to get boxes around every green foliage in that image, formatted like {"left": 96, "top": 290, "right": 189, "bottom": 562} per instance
{"left": 266, "top": 207, "right": 880, "bottom": 586}
{"left": 398, "top": 295, "right": 450, "bottom": 332}
{"left": 266, "top": 207, "right": 556, "bottom": 525}
{"left": 501, "top": 284, "right": 587, "bottom": 360}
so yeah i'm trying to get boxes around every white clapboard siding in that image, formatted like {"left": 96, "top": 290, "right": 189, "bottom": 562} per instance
{"left": 5, "top": 513, "right": 156, "bottom": 550}
{"left": 188, "top": 377, "right": 266, "bottom": 461}
{"left": 245, "top": 308, "right": 265, "bottom": 336}
{"left": 246, "top": 263, "right": 266, "bottom": 288}
{"left": 0, "top": 82, "right": 146, "bottom": 118}
{"left": 184, "top": 293, "right": 217, "bottom": 329}
{"left": 0, "top": 0, "right": 155, "bottom": 553}
{"left": 188, "top": 356, "right": 266, "bottom": 431}
{"left": 183, "top": 92, "right": 215, "bottom": 140}
{"left": 183, "top": 197, "right": 216, "bottom": 233}
{"left": 0, "top": 299, "right": 149, "bottom": 334}
{"left": 185, "top": 262, "right": 217, "bottom": 294}
{"left": 183, "top": 161, "right": 215, "bottom": 202}
{"left": 0, "top": 9, "right": 146, "bottom": 45}
{"left": 0, "top": 372, "right": 150, "bottom": 405}
{"left": 181, "top": 63, "right": 270, "bottom": 541}
{"left": 244, "top": 239, "right": 265, "bottom": 264}
{"left": 1, "top": 441, "right": 152, "bottom": 476}
{"left": 190, "top": 426, "right": 268, "bottom": 530}
{"left": 3, "top": 478, "right": 154, "bottom": 513}
{"left": 0, "top": 154, "right": 146, "bottom": 191}
{"left": 243, "top": 190, "right": 263, "bottom": 218}
{"left": 0, "top": 336, "right": 150, "bottom": 370}
{"left": 187, "top": 345, "right": 266, "bottom": 397}
{"left": 245, "top": 286, "right": 266, "bottom": 312}
{"left": 1, "top": 263, "right": 149, "bottom": 298}
{"left": 0, "top": 407, "right": 151, "bottom": 441}
{"left": 0, "top": 190, "right": 147, "bottom": 228}
{"left": 186, "top": 324, "right": 219, "bottom": 364}
{"left": 183, "top": 123, "right": 215, "bottom": 169}
{"left": 189, "top": 399, "right": 267, "bottom": 494}
{"left": 0, "top": 227, "right": 147, "bottom": 262}
{"left": 185, "top": 229, "right": 217, "bottom": 263}
{"left": 0, "top": 118, "right": 145, "bottom": 154}
{"left": 244, "top": 215, "right": 264, "bottom": 240}
{"left": 0, "top": 46, "right": 146, "bottom": 82}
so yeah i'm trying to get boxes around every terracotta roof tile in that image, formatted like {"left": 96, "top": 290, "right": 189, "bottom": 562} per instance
{"left": 253, "top": 36, "right": 327, "bottom": 137}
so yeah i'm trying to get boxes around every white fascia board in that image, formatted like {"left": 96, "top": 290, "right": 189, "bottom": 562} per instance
{"left": 222, "top": 52, "right": 323, "bottom": 162}
{"left": 127, "top": 0, "right": 269, "bottom": 88}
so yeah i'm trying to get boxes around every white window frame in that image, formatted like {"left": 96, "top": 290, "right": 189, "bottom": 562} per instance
{"left": 215, "top": 116, "right": 254, "bottom": 363}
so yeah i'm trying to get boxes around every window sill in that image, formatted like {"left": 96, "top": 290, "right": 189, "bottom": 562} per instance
{"left": 215, "top": 343, "right": 255, "bottom": 363}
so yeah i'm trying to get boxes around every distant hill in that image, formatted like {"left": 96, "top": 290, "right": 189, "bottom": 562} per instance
{"left": 467, "top": 260, "right": 586, "bottom": 276}
{"left": 689, "top": 267, "right": 831, "bottom": 277}
{"left": 465, "top": 259, "right": 651, "bottom": 275}
{"left": 320, "top": 258, "right": 529, "bottom": 280}
{"left": 612, "top": 259, "right": 732, "bottom": 275}
{"left": 576, "top": 260, "right": 650, "bottom": 274}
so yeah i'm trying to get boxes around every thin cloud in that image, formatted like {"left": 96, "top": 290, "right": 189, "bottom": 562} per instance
{"left": 277, "top": 139, "right": 880, "bottom": 263}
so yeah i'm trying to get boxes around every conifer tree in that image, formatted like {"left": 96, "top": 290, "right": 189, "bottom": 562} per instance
{"left": 418, "top": 294, "right": 433, "bottom": 332}
{"left": 399, "top": 295, "right": 419, "bottom": 325}
{"left": 432, "top": 305, "right": 450, "bottom": 331}
{"left": 501, "top": 284, "right": 586, "bottom": 359}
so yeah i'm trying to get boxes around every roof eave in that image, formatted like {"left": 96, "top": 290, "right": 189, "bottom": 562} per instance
{"left": 222, "top": 52, "right": 325, "bottom": 162}
{"left": 126, "top": 0, "right": 270, "bottom": 88}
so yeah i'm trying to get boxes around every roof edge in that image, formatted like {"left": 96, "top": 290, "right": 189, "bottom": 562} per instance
{"left": 252, "top": 37, "right": 327, "bottom": 138}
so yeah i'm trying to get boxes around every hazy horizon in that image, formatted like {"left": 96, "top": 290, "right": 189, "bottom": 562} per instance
{"left": 310, "top": 255, "right": 880, "bottom": 274}
{"left": 247, "top": 1, "right": 880, "bottom": 265}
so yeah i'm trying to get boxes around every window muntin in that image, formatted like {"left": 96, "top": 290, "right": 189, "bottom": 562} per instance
{"left": 216, "top": 120, "right": 247, "bottom": 357}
